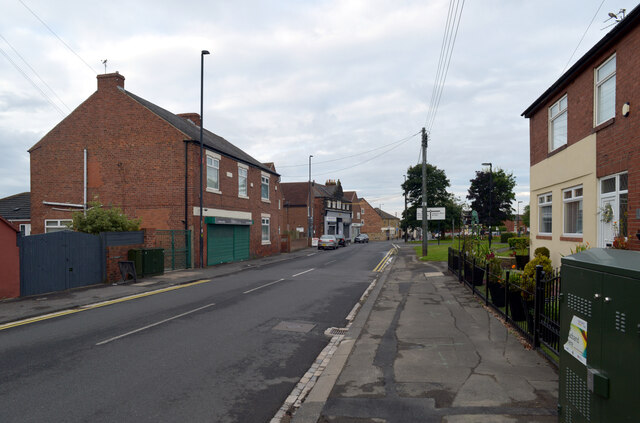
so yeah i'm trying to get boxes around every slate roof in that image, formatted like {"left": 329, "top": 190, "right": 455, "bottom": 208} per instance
{"left": 123, "top": 89, "right": 278, "bottom": 176}
{"left": 281, "top": 182, "right": 310, "bottom": 206}
{"left": 0, "top": 192, "right": 30, "bottom": 220}
{"left": 374, "top": 207, "right": 399, "bottom": 221}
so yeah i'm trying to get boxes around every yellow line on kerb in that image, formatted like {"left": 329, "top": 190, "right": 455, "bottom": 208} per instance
{"left": 0, "top": 279, "right": 212, "bottom": 331}
{"left": 373, "top": 249, "right": 394, "bottom": 272}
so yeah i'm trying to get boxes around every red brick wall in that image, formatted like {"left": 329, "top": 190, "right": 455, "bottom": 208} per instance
{"left": 358, "top": 199, "right": 385, "bottom": 240}
{"left": 31, "top": 73, "right": 284, "bottom": 268}
{"left": 528, "top": 26, "right": 640, "bottom": 251}
{"left": 283, "top": 205, "right": 308, "bottom": 236}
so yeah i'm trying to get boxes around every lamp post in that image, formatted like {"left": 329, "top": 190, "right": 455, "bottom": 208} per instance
{"left": 481, "top": 162, "right": 492, "bottom": 248}
{"left": 308, "top": 155, "right": 313, "bottom": 240}
{"left": 199, "top": 49, "right": 210, "bottom": 268}
{"left": 517, "top": 200, "right": 522, "bottom": 236}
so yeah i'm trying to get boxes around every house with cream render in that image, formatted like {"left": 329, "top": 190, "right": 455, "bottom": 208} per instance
{"left": 522, "top": 6, "right": 640, "bottom": 266}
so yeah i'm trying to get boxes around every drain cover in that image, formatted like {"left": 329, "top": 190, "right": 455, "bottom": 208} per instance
{"left": 273, "top": 321, "right": 316, "bottom": 333}
{"left": 325, "top": 327, "right": 348, "bottom": 336}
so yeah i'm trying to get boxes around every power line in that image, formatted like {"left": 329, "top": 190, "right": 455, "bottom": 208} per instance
{"left": 18, "top": 0, "right": 97, "bottom": 75}
{"left": 0, "top": 33, "right": 71, "bottom": 113}
{"left": 561, "top": 0, "right": 605, "bottom": 75}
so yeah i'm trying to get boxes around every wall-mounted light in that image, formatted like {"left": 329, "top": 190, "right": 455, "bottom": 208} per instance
{"left": 622, "top": 102, "right": 630, "bottom": 117}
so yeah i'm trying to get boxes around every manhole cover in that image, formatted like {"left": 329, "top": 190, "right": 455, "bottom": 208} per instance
{"left": 273, "top": 321, "right": 316, "bottom": 333}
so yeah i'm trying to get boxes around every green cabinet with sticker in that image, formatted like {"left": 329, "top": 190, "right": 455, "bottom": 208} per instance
{"left": 560, "top": 249, "right": 640, "bottom": 422}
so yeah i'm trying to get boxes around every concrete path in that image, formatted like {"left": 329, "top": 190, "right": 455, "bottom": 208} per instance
{"left": 294, "top": 244, "right": 558, "bottom": 423}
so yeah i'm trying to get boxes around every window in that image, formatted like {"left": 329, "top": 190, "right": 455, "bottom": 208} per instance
{"left": 206, "top": 152, "right": 220, "bottom": 192}
{"left": 538, "top": 193, "right": 552, "bottom": 234}
{"left": 261, "top": 174, "right": 269, "bottom": 201}
{"left": 549, "top": 95, "right": 567, "bottom": 151}
{"left": 595, "top": 55, "right": 616, "bottom": 125}
{"left": 45, "top": 219, "right": 72, "bottom": 233}
{"left": 601, "top": 173, "right": 629, "bottom": 237}
{"left": 19, "top": 223, "right": 31, "bottom": 236}
{"left": 563, "top": 186, "right": 583, "bottom": 235}
{"left": 238, "top": 165, "right": 248, "bottom": 197}
{"left": 261, "top": 217, "right": 270, "bottom": 244}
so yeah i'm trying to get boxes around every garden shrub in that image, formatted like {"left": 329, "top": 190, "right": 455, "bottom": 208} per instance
{"left": 500, "top": 232, "right": 516, "bottom": 243}
{"left": 534, "top": 246, "right": 550, "bottom": 258}
{"left": 508, "top": 236, "right": 530, "bottom": 252}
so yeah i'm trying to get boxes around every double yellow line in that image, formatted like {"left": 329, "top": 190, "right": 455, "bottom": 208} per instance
{"left": 373, "top": 248, "right": 396, "bottom": 272}
{"left": 0, "top": 279, "right": 212, "bottom": 331}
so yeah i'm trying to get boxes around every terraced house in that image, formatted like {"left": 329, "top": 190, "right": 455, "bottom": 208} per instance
{"left": 30, "top": 72, "right": 282, "bottom": 269}
{"left": 522, "top": 6, "right": 640, "bottom": 265}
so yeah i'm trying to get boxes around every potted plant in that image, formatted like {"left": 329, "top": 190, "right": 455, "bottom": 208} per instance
{"left": 509, "top": 237, "right": 530, "bottom": 270}
{"left": 507, "top": 271, "right": 528, "bottom": 321}
{"left": 486, "top": 255, "right": 506, "bottom": 307}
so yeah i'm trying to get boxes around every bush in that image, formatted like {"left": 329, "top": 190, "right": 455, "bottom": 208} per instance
{"left": 534, "top": 246, "right": 550, "bottom": 258}
{"left": 72, "top": 200, "right": 141, "bottom": 235}
{"left": 508, "top": 236, "right": 530, "bottom": 252}
{"left": 501, "top": 232, "right": 516, "bottom": 243}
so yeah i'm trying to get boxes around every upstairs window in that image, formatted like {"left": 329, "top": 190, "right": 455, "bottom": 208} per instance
{"left": 595, "top": 55, "right": 616, "bottom": 125}
{"left": 261, "top": 174, "right": 270, "bottom": 201}
{"left": 563, "top": 186, "right": 583, "bottom": 235}
{"left": 549, "top": 95, "right": 567, "bottom": 151}
{"left": 206, "top": 152, "right": 220, "bottom": 192}
{"left": 238, "top": 165, "right": 248, "bottom": 197}
{"left": 538, "top": 193, "right": 552, "bottom": 235}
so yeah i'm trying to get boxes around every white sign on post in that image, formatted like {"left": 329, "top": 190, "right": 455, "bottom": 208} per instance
{"left": 417, "top": 207, "right": 446, "bottom": 221}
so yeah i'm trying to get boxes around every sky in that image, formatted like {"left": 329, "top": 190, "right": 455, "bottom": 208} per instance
{"left": 1, "top": 0, "right": 637, "bottom": 219}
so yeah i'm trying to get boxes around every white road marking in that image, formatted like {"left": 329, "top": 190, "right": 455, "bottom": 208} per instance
{"left": 243, "top": 279, "right": 285, "bottom": 294}
{"left": 292, "top": 268, "right": 315, "bottom": 277}
{"left": 96, "top": 302, "right": 216, "bottom": 346}
{"left": 325, "top": 260, "right": 336, "bottom": 265}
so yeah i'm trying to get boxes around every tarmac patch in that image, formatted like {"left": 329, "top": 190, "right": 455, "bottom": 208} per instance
{"left": 424, "top": 272, "right": 444, "bottom": 278}
{"left": 273, "top": 321, "right": 316, "bottom": 333}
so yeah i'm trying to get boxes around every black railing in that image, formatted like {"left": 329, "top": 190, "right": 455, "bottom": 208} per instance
{"left": 447, "top": 247, "right": 560, "bottom": 365}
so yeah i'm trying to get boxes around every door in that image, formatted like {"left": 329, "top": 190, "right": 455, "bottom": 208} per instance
{"left": 207, "top": 224, "right": 250, "bottom": 265}
{"left": 598, "top": 196, "right": 616, "bottom": 248}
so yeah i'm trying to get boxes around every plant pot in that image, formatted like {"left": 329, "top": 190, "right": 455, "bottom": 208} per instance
{"left": 508, "top": 291, "right": 527, "bottom": 321}
{"left": 451, "top": 255, "right": 459, "bottom": 271}
{"left": 464, "top": 261, "right": 473, "bottom": 284}
{"left": 515, "top": 254, "right": 529, "bottom": 270}
{"left": 487, "top": 282, "right": 506, "bottom": 307}
{"left": 473, "top": 266, "right": 485, "bottom": 286}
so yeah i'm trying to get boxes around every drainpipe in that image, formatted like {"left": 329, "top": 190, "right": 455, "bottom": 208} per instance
{"left": 83, "top": 149, "right": 87, "bottom": 216}
{"left": 184, "top": 141, "right": 189, "bottom": 231}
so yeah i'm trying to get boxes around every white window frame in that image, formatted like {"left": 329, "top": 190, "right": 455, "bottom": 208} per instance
{"left": 238, "top": 164, "right": 248, "bottom": 198}
{"left": 206, "top": 151, "right": 221, "bottom": 194}
{"left": 563, "top": 186, "right": 583, "bottom": 236}
{"left": 538, "top": 193, "right": 552, "bottom": 235}
{"left": 19, "top": 223, "right": 31, "bottom": 236}
{"left": 261, "top": 214, "right": 270, "bottom": 244}
{"left": 549, "top": 95, "right": 568, "bottom": 151}
{"left": 45, "top": 219, "right": 72, "bottom": 233}
{"left": 595, "top": 54, "right": 616, "bottom": 126}
{"left": 261, "top": 173, "right": 270, "bottom": 202}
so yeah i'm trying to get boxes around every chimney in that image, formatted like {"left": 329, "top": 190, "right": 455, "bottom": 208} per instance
{"left": 97, "top": 71, "right": 125, "bottom": 91}
{"left": 177, "top": 113, "right": 201, "bottom": 127}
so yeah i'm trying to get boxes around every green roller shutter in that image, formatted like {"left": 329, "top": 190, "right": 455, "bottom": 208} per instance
{"left": 207, "top": 224, "right": 251, "bottom": 265}
{"left": 234, "top": 225, "right": 250, "bottom": 261}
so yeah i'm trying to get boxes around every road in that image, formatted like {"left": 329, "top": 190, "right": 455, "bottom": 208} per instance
{"left": 0, "top": 241, "right": 396, "bottom": 423}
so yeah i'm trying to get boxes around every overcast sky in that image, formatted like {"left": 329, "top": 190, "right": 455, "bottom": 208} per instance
{"left": 1, "top": 0, "right": 637, "bottom": 218}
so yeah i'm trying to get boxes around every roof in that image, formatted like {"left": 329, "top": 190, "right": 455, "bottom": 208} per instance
{"left": 374, "top": 207, "right": 399, "bottom": 221}
{"left": 343, "top": 191, "right": 359, "bottom": 203}
{"left": 123, "top": 89, "right": 278, "bottom": 176}
{"left": 281, "top": 182, "right": 310, "bottom": 205}
{"left": 0, "top": 216, "right": 19, "bottom": 232}
{"left": 0, "top": 192, "right": 30, "bottom": 220}
{"left": 522, "top": 4, "right": 640, "bottom": 118}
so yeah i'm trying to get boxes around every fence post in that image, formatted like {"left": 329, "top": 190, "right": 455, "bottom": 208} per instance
{"left": 505, "top": 270, "right": 510, "bottom": 319}
{"left": 485, "top": 262, "right": 489, "bottom": 306}
{"left": 458, "top": 250, "right": 463, "bottom": 282}
{"left": 472, "top": 258, "right": 476, "bottom": 295}
{"left": 533, "top": 265, "right": 543, "bottom": 348}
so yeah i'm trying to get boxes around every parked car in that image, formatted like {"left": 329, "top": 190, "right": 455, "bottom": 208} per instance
{"left": 335, "top": 234, "right": 347, "bottom": 247}
{"left": 318, "top": 235, "right": 338, "bottom": 250}
{"left": 354, "top": 234, "right": 369, "bottom": 243}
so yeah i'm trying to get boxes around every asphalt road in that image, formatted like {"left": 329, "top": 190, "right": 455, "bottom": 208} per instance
{"left": 0, "top": 241, "right": 396, "bottom": 423}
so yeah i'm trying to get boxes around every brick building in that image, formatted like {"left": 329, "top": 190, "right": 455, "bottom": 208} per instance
{"left": 522, "top": 6, "right": 640, "bottom": 266}
{"left": 354, "top": 198, "right": 386, "bottom": 241}
{"left": 0, "top": 192, "right": 30, "bottom": 235}
{"left": 30, "top": 72, "right": 282, "bottom": 269}
{"left": 374, "top": 208, "right": 401, "bottom": 240}
{"left": 0, "top": 216, "right": 20, "bottom": 298}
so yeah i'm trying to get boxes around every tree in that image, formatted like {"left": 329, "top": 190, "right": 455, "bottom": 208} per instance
{"left": 522, "top": 204, "right": 530, "bottom": 228}
{"left": 466, "top": 168, "right": 516, "bottom": 228}
{"left": 72, "top": 200, "right": 141, "bottom": 235}
{"left": 401, "top": 164, "right": 459, "bottom": 232}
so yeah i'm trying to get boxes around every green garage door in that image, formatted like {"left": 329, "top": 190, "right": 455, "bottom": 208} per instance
{"left": 207, "top": 224, "right": 250, "bottom": 265}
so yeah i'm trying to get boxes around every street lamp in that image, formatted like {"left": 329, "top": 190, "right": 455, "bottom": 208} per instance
{"left": 199, "top": 49, "right": 210, "bottom": 268}
{"left": 308, "top": 155, "right": 313, "bottom": 239}
{"left": 481, "top": 162, "right": 493, "bottom": 248}
{"left": 517, "top": 200, "right": 523, "bottom": 236}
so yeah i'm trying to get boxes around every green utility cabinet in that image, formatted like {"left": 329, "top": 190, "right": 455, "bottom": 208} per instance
{"left": 128, "top": 248, "right": 164, "bottom": 277}
{"left": 560, "top": 248, "right": 640, "bottom": 422}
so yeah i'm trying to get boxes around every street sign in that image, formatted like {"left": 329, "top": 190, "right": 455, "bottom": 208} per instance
{"left": 417, "top": 207, "right": 446, "bottom": 221}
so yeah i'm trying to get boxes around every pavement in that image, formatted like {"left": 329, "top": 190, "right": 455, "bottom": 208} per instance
{"left": 291, "top": 244, "right": 559, "bottom": 423}
{"left": 1, "top": 242, "right": 559, "bottom": 423}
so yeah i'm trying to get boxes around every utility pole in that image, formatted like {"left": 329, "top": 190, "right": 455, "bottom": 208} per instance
{"left": 421, "top": 128, "right": 428, "bottom": 257}
{"left": 403, "top": 174, "right": 408, "bottom": 243}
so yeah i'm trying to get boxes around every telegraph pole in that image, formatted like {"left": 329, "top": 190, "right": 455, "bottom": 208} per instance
{"left": 421, "top": 128, "right": 428, "bottom": 257}
{"left": 403, "top": 174, "right": 408, "bottom": 242}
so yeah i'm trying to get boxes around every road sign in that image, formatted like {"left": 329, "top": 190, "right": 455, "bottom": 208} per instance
{"left": 417, "top": 207, "right": 446, "bottom": 221}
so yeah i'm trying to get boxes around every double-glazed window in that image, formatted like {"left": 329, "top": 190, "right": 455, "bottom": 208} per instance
{"left": 549, "top": 95, "right": 567, "bottom": 151}
{"left": 238, "top": 165, "right": 248, "bottom": 197}
{"left": 563, "top": 186, "right": 583, "bottom": 235}
{"left": 261, "top": 174, "right": 270, "bottom": 201}
{"left": 206, "top": 152, "right": 220, "bottom": 192}
{"left": 538, "top": 193, "right": 552, "bottom": 235}
{"left": 595, "top": 55, "right": 616, "bottom": 125}
{"left": 261, "top": 216, "right": 270, "bottom": 244}
{"left": 45, "top": 219, "right": 72, "bottom": 233}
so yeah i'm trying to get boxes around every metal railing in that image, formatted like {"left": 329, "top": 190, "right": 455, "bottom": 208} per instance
{"left": 447, "top": 247, "right": 561, "bottom": 365}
